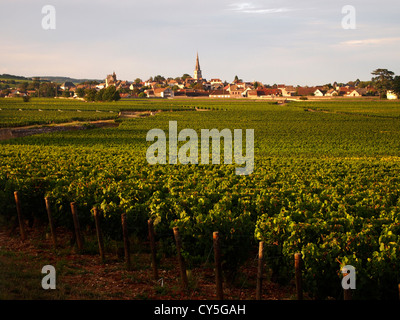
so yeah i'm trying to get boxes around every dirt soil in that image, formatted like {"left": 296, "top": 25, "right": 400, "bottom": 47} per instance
{"left": 0, "top": 225, "right": 297, "bottom": 300}
{"left": 0, "top": 120, "right": 119, "bottom": 141}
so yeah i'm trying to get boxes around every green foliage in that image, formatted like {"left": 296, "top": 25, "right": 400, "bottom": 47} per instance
{"left": 371, "top": 68, "right": 395, "bottom": 98}
{"left": 75, "top": 88, "right": 85, "bottom": 98}
{"left": 392, "top": 76, "right": 400, "bottom": 97}
{"left": 1, "top": 98, "right": 400, "bottom": 298}
{"left": 84, "top": 89, "right": 96, "bottom": 102}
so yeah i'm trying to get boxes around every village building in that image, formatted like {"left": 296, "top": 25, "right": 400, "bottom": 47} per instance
{"left": 281, "top": 86, "right": 296, "bottom": 97}
{"left": 106, "top": 72, "right": 117, "bottom": 87}
{"left": 348, "top": 88, "right": 367, "bottom": 97}
{"left": 313, "top": 88, "right": 327, "bottom": 97}
{"left": 387, "top": 90, "right": 398, "bottom": 100}
{"left": 337, "top": 87, "right": 355, "bottom": 96}
{"left": 209, "top": 89, "right": 230, "bottom": 98}
{"left": 295, "top": 87, "right": 316, "bottom": 96}
{"left": 154, "top": 87, "right": 174, "bottom": 98}
{"left": 144, "top": 89, "right": 155, "bottom": 98}
{"left": 325, "top": 89, "right": 338, "bottom": 97}
{"left": 60, "top": 81, "right": 76, "bottom": 91}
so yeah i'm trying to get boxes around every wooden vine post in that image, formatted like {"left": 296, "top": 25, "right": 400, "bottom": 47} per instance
{"left": 173, "top": 227, "right": 188, "bottom": 290}
{"left": 398, "top": 284, "right": 400, "bottom": 300}
{"left": 148, "top": 219, "right": 158, "bottom": 280}
{"left": 93, "top": 207, "right": 105, "bottom": 262}
{"left": 398, "top": 283, "right": 400, "bottom": 300}
{"left": 295, "top": 253, "right": 303, "bottom": 300}
{"left": 121, "top": 213, "right": 131, "bottom": 270}
{"left": 256, "top": 241, "right": 264, "bottom": 300}
{"left": 343, "top": 287, "right": 352, "bottom": 300}
{"left": 44, "top": 197, "right": 57, "bottom": 249}
{"left": 14, "top": 191, "right": 26, "bottom": 241}
{"left": 70, "top": 202, "right": 84, "bottom": 251}
{"left": 213, "top": 231, "right": 224, "bottom": 300}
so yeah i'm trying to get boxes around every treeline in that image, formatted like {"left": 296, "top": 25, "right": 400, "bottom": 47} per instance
{"left": 371, "top": 69, "right": 400, "bottom": 98}
{"left": 0, "top": 74, "right": 30, "bottom": 81}
{"left": 77, "top": 85, "right": 121, "bottom": 102}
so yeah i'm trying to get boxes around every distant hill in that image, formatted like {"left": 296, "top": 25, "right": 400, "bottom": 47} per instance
{"left": 33, "top": 76, "right": 104, "bottom": 84}
{"left": 0, "top": 74, "right": 103, "bottom": 84}
{"left": 0, "top": 74, "right": 31, "bottom": 81}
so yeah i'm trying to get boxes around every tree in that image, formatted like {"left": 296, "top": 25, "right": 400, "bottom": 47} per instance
{"left": 371, "top": 69, "right": 395, "bottom": 98}
{"left": 358, "top": 81, "right": 373, "bottom": 89}
{"left": 92, "top": 86, "right": 121, "bottom": 102}
{"left": 154, "top": 75, "right": 165, "bottom": 83}
{"left": 76, "top": 87, "right": 85, "bottom": 98}
{"left": 234, "top": 75, "right": 242, "bottom": 83}
{"left": 191, "top": 82, "right": 204, "bottom": 90}
{"left": 103, "top": 85, "right": 120, "bottom": 101}
{"left": 38, "top": 82, "right": 56, "bottom": 97}
{"left": 114, "top": 90, "right": 121, "bottom": 101}
{"left": 18, "top": 82, "right": 29, "bottom": 92}
{"left": 181, "top": 74, "right": 191, "bottom": 81}
{"left": 392, "top": 76, "right": 400, "bottom": 97}
{"left": 95, "top": 88, "right": 105, "bottom": 101}
{"left": 84, "top": 88, "right": 96, "bottom": 102}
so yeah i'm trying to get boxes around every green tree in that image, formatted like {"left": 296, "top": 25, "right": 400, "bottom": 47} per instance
{"left": 154, "top": 75, "right": 165, "bottom": 83}
{"left": 75, "top": 87, "right": 85, "bottom": 98}
{"left": 181, "top": 74, "right": 191, "bottom": 81}
{"left": 18, "top": 82, "right": 29, "bottom": 92}
{"left": 392, "top": 76, "right": 400, "bottom": 97}
{"left": 191, "top": 82, "right": 204, "bottom": 90}
{"left": 371, "top": 69, "right": 395, "bottom": 98}
{"left": 84, "top": 88, "right": 96, "bottom": 102}
{"left": 234, "top": 75, "right": 242, "bottom": 83}
{"left": 95, "top": 88, "right": 105, "bottom": 101}
{"left": 38, "top": 82, "right": 56, "bottom": 97}
{"left": 103, "top": 85, "right": 120, "bottom": 101}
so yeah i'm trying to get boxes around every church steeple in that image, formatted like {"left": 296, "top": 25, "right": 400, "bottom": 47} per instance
{"left": 194, "top": 52, "right": 202, "bottom": 81}
{"left": 195, "top": 52, "right": 201, "bottom": 71}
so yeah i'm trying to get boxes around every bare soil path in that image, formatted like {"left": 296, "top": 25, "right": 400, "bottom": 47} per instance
{"left": 0, "top": 120, "right": 119, "bottom": 141}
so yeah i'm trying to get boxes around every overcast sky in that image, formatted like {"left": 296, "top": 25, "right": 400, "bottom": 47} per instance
{"left": 0, "top": 0, "right": 399, "bottom": 85}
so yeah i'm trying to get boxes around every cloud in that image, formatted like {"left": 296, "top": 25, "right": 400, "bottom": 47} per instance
{"left": 228, "top": 2, "right": 292, "bottom": 14}
{"left": 339, "top": 37, "right": 400, "bottom": 47}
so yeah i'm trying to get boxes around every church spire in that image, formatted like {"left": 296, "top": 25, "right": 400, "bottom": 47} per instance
{"left": 194, "top": 52, "right": 202, "bottom": 80}
{"left": 195, "top": 52, "right": 201, "bottom": 71}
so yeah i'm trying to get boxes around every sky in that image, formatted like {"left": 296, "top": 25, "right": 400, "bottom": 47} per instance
{"left": 0, "top": 0, "right": 399, "bottom": 86}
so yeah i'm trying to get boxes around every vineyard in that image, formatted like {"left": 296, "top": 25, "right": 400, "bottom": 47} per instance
{"left": 1, "top": 97, "right": 400, "bottom": 300}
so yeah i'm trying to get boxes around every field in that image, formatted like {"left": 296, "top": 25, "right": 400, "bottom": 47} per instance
{"left": 1, "top": 97, "right": 400, "bottom": 300}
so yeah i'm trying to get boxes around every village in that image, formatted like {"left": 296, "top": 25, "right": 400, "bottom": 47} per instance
{"left": 0, "top": 54, "right": 398, "bottom": 100}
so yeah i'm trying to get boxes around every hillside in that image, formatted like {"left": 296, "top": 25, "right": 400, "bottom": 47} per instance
{"left": 0, "top": 74, "right": 103, "bottom": 84}
{"left": 35, "top": 76, "right": 103, "bottom": 84}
